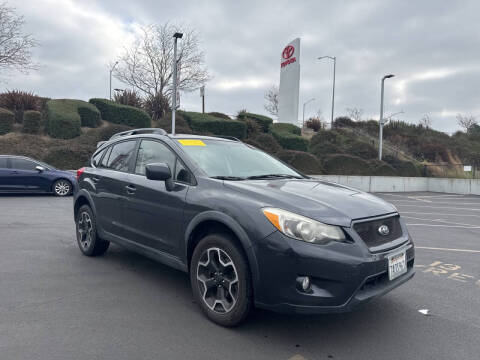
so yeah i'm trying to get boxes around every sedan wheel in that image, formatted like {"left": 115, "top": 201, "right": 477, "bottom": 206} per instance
{"left": 53, "top": 179, "right": 71, "bottom": 196}
{"left": 77, "top": 211, "right": 93, "bottom": 251}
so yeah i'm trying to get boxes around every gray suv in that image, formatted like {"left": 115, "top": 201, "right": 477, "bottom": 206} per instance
{"left": 74, "top": 128, "right": 415, "bottom": 326}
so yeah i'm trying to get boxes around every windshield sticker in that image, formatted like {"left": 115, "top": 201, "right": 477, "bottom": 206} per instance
{"left": 178, "top": 139, "right": 206, "bottom": 146}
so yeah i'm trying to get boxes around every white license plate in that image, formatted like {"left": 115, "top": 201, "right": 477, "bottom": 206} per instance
{"left": 388, "top": 251, "right": 407, "bottom": 281}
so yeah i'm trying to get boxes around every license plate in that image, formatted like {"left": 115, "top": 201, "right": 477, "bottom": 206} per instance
{"left": 388, "top": 251, "right": 407, "bottom": 281}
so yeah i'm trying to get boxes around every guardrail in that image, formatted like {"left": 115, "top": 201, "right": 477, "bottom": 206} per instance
{"left": 310, "top": 175, "right": 480, "bottom": 195}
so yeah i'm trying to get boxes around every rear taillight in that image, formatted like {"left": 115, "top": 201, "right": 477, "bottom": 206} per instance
{"left": 76, "top": 167, "right": 85, "bottom": 180}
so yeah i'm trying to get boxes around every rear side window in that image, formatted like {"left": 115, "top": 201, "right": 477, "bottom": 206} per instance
{"left": 106, "top": 141, "right": 137, "bottom": 172}
{"left": 92, "top": 149, "right": 105, "bottom": 167}
{"left": 11, "top": 158, "right": 37, "bottom": 171}
{"left": 0, "top": 158, "right": 8, "bottom": 168}
{"left": 99, "top": 146, "right": 112, "bottom": 168}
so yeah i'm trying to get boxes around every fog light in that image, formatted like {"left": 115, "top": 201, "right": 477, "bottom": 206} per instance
{"left": 302, "top": 276, "right": 310, "bottom": 291}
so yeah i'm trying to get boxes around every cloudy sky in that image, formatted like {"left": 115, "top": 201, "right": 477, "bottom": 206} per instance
{"left": 5, "top": 0, "right": 480, "bottom": 133}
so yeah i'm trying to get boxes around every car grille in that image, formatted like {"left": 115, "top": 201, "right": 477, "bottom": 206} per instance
{"left": 353, "top": 215, "right": 403, "bottom": 249}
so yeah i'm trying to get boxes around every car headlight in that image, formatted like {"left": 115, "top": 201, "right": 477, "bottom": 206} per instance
{"left": 262, "top": 207, "right": 346, "bottom": 244}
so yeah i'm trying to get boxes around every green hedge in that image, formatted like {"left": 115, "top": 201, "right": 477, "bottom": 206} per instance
{"left": 181, "top": 111, "right": 247, "bottom": 139}
{"left": 323, "top": 154, "right": 371, "bottom": 175}
{"left": 23, "top": 110, "right": 42, "bottom": 134}
{"left": 237, "top": 112, "right": 273, "bottom": 132}
{"left": 277, "top": 150, "right": 323, "bottom": 174}
{"left": 270, "top": 123, "right": 308, "bottom": 151}
{"left": 89, "top": 98, "right": 150, "bottom": 128}
{"left": 45, "top": 100, "right": 82, "bottom": 139}
{"left": 369, "top": 160, "right": 397, "bottom": 176}
{"left": 0, "top": 107, "right": 14, "bottom": 135}
{"left": 77, "top": 104, "right": 101, "bottom": 127}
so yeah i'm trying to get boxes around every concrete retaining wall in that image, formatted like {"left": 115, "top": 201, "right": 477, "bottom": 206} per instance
{"left": 310, "top": 175, "right": 480, "bottom": 195}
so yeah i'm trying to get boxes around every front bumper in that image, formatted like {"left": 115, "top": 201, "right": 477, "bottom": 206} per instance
{"left": 252, "top": 229, "right": 415, "bottom": 314}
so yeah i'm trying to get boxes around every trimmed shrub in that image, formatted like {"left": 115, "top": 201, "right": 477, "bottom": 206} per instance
{"left": 22, "top": 110, "right": 42, "bottom": 134}
{"left": 89, "top": 98, "right": 151, "bottom": 128}
{"left": 247, "top": 133, "right": 282, "bottom": 154}
{"left": 208, "top": 112, "right": 231, "bottom": 120}
{"left": 383, "top": 155, "right": 421, "bottom": 177}
{"left": 369, "top": 159, "right": 397, "bottom": 176}
{"left": 45, "top": 99, "right": 82, "bottom": 139}
{"left": 310, "top": 142, "right": 343, "bottom": 159}
{"left": 181, "top": 111, "right": 247, "bottom": 139}
{"left": 310, "top": 129, "right": 342, "bottom": 147}
{"left": 346, "top": 140, "right": 377, "bottom": 160}
{"left": 237, "top": 112, "right": 273, "bottom": 132}
{"left": 334, "top": 116, "right": 356, "bottom": 128}
{"left": 323, "top": 154, "right": 371, "bottom": 175}
{"left": 157, "top": 112, "right": 192, "bottom": 134}
{"left": 97, "top": 124, "right": 134, "bottom": 141}
{"left": 77, "top": 104, "right": 101, "bottom": 127}
{"left": 270, "top": 123, "right": 308, "bottom": 151}
{"left": 0, "top": 107, "right": 14, "bottom": 135}
{"left": 277, "top": 150, "right": 324, "bottom": 174}
{"left": 45, "top": 146, "right": 92, "bottom": 170}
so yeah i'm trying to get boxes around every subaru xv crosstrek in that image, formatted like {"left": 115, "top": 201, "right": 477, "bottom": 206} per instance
{"left": 73, "top": 128, "right": 414, "bottom": 326}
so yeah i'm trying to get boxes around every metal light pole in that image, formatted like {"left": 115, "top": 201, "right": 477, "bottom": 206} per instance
{"left": 109, "top": 61, "right": 118, "bottom": 100}
{"left": 318, "top": 56, "right": 336, "bottom": 128}
{"left": 379, "top": 74, "right": 395, "bottom": 160}
{"left": 302, "top": 98, "right": 315, "bottom": 128}
{"left": 172, "top": 32, "right": 183, "bottom": 136}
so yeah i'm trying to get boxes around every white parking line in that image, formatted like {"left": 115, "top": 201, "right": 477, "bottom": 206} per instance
{"left": 416, "top": 246, "right": 480, "bottom": 254}
{"left": 402, "top": 212, "right": 480, "bottom": 218}
{"left": 406, "top": 223, "right": 480, "bottom": 228}
{"left": 402, "top": 216, "right": 480, "bottom": 227}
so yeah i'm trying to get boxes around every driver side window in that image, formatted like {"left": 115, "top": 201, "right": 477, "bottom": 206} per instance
{"left": 135, "top": 140, "right": 176, "bottom": 176}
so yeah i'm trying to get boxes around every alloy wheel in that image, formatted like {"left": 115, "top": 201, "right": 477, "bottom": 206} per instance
{"left": 77, "top": 211, "right": 93, "bottom": 251}
{"left": 54, "top": 180, "right": 70, "bottom": 196}
{"left": 196, "top": 247, "right": 239, "bottom": 314}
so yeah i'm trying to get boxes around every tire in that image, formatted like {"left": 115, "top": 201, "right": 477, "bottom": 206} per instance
{"left": 190, "top": 233, "right": 252, "bottom": 327}
{"left": 53, "top": 179, "right": 72, "bottom": 196}
{"left": 75, "top": 205, "right": 110, "bottom": 256}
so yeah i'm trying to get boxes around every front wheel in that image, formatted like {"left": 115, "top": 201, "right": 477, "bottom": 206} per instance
{"left": 190, "top": 234, "right": 252, "bottom": 327}
{"left": 53, "top": 179, "right": 72, "bottom": 196}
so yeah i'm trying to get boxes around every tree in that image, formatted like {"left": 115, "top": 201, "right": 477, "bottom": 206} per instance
{"left": 456, "top": 114, "right": 477, "bottom": 132}
{"left": 419, "top": 113, "right": 432, "bottom": 128}
{"left": 264, "top": 85, "right": 278, "bottom": 117}
{"left": 0, "top": 2, "right": 38, "bottom": 76}
{"left": 114, "top": 23, "right": 210, "bottom": 100}
{"left": 346, "top": 107, "right": 363, "bottom": 122}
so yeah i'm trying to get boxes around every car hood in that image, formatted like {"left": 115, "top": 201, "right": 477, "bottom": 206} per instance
{"left": 224, "top": 178, "right": 397, "bottom": 227}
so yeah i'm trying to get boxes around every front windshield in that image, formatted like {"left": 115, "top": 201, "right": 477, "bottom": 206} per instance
{"left": 178, "top": 139, "right": 302, "bottom": 179}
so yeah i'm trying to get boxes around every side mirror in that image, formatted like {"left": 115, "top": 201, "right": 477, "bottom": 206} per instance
{"left": 36, "top": 166, "right": 45, "bottom": 172}
{"left": 146, "top": 163, "right": 174, "bottom": 191}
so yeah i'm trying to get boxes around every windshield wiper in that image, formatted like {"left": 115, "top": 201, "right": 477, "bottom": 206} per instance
{"left": 246, "top": 174, "right": 303, "bottom": 180}
{"left": 210, "top": 176, "right": 246, "bottom": 181}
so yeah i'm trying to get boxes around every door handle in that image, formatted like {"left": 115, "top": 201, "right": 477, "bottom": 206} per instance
{"left": 125, "top": 185, "right": 136, "bottom": 194}
{"left": 92, "top": 176, "right": 100, "bottom": 183}
{"left": 11, "top": 171, "right": 19, "bottom": 174}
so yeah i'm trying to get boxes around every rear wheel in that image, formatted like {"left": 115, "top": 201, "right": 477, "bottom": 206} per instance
{"left": 53, "top": 179, "right": 72, "bottom": 196}
{"left": 75, "top": 205, "right": 109, "bottom": 256}
{"left": 190, "top": 233, "right": 252, "bottom": 327}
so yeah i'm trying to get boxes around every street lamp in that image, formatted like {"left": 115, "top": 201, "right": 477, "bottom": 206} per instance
{"left": 318, "top": 56, "right": 336, "bottom": 129}
{"left": 172, "top": 32, "right": 183, "bottom": 136}
{"left": 378, "top": 74, "right": 395, "bottom": 160}
{"left": 302, "top": 98, "right": 315, "bottom": 129}
{"left": 109, "top": 61, "right": 118, "bottom": 100}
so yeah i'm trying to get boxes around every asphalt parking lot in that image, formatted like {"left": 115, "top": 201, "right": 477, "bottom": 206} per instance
{"left": 1, "top": 192, "right": 479, "bottom": 360}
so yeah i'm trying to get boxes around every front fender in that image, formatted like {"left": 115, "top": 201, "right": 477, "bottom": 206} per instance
{"left": 184, "top": 210, "right": 260, "bottom": 289}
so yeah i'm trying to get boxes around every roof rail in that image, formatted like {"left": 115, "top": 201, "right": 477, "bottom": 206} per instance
{"left": 109, "top": 128, "right": 167, "bottom": 140}
{"left": 209, "top": 135, "right": 241, "bottom": 142}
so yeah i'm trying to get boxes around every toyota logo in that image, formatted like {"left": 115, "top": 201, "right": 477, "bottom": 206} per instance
{"left": 282, "top": 45, "right": 295, "bottom": 59}
{"left": 378, "top": 225, "right": 390, "bottom": 236}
